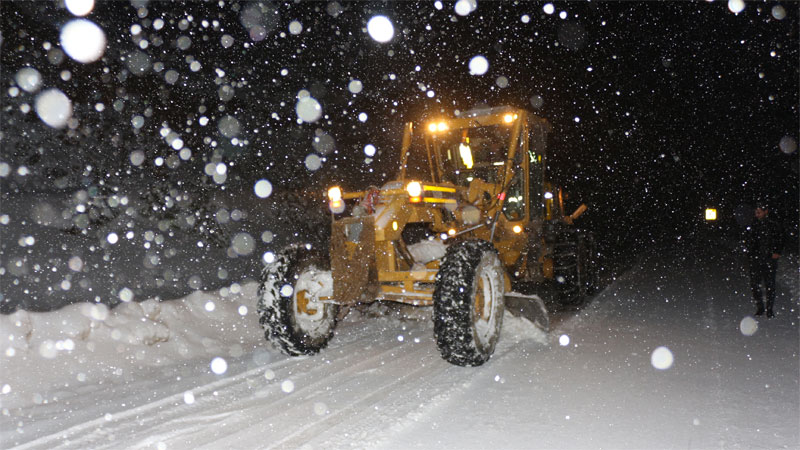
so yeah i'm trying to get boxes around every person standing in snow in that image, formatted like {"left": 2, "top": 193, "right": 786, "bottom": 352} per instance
{"left": 744, "top": 203, "right": 783, "bottom": 318}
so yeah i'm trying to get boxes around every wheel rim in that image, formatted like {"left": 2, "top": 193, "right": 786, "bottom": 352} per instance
{"left": 296, "top": 290, "right": 319, "bottom": 315}
{"left": 292, "top": 267, "right": 333, "bottom": 336}
{"left": 472, "top": 256, "right": 502, "bottom": 347}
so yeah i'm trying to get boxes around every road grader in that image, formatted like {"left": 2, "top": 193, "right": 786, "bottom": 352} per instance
{"left": 257, "top": 106, "right": 596, "bottom": 366}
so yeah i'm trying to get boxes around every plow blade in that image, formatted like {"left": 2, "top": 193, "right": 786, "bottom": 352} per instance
{"left": 504, "top": 292, "right": 549, "bottom": 331}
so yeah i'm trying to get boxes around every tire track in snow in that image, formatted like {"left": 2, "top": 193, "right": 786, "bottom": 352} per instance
{"left": 15, "top": 316, "right": 433, "bottom": 450}
{"left": 10, "top": 361, "right": 272, "bottom": 450}
{"left": 265, "top": 316, "right": 549, "bottom": 450}
{"left": 244, "top": 338, "right": 444, "bottom": 450}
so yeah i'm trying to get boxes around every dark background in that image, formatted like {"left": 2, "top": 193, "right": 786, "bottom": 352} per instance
{"left": 2, "top": 1, "right": 798, "bottom": 263}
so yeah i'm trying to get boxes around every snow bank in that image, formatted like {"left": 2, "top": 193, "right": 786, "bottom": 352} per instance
{"left": 0, "top": 282, "right": 269, "bottom": 411}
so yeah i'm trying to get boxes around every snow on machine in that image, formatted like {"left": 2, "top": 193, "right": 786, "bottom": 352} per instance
{"left": 257, "top": 106, "right": 596, "bottom": 366}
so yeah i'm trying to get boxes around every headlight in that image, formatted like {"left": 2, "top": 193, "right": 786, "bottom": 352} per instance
{"left": 428, "top": 121, "right": 448, "bottom": 132}
{"left": 406, "top": 181, "right": 422, "bottom": 198}
{"left": 327, "top": 186, "right": 342, "bottom": 202}
{"left": 504, "top": 113, "right": 518, "bottom": 124}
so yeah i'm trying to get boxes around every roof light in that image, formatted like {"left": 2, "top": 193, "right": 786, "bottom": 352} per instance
{"left": 327, "top": 186, "right": 342, "bottom": 202}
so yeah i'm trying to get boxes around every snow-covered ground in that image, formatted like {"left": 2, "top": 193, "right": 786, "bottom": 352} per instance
{"left": 1, "top": 237, "right": 798, "bottom": 450}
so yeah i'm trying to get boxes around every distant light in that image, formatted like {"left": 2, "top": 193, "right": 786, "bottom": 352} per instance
{"left": 543, "top": 3, "right": 555, "bottom": 14}
{"left": 705, "top": 208, "right": 717, "bottom": 221}
{"left": 544, "top": 192, "right": 553, "bottom": 200}
{"left": 448, "top": 228, "right": 457, "bottom": 236}
{"left": 364, "top": 144, "right": 376, "bottom": 157}
{"left": 367, "top": 16, "right": 394, "bottom": 43}
{"left": 512, "top": 225, "right": 523, "bottom": 234}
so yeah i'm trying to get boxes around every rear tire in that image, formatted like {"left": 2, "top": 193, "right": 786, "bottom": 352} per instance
{"left": 553, "top": 228, "right": 581, "bottom": 305}
{"left": 554, "top": 229, "right": 597, "bottom": 305}
{"left": 433, "top": 240, "right": 505, "bottom": 366}
{"left": 257, "top": 245, "right": 338, "bottom": 356}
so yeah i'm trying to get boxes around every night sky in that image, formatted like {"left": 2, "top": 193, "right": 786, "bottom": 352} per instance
{"left": 1, "top": 0, "right": 798, "bottom": 251}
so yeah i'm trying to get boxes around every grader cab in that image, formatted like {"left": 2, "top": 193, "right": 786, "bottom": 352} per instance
{"left": 257, "top": 106, "right": 596, "bottom": 366}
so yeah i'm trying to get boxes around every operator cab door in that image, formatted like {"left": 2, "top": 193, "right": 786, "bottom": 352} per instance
{"left": 528, "top": 118, "right": 548, "bottom": 223}
{"left": 500, "top": 121, "right": 527, "bottom": 224}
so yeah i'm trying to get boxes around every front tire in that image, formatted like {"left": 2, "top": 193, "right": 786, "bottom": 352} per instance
{"left": 257, "top": 244, "right": 338, "bottom": 356}
{"left": 433, "top": 240, "right": 505, "bottom": 366}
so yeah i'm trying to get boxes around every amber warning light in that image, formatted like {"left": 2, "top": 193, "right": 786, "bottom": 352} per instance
{"left": 328, "top": 186, "right": 345, "bottom": 213}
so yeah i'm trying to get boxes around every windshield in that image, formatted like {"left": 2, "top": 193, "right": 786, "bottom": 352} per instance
{"left": 426, "top": 124, "right": 512, "bottom": 186}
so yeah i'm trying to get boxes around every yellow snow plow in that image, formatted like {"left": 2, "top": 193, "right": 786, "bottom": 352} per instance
{"left": 257, "top": 106, "right": 596, "bottom": 366}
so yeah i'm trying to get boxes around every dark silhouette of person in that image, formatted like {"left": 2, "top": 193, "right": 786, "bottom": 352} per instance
{"left": 744, "top": 203, "right": 783, "bottom": 318}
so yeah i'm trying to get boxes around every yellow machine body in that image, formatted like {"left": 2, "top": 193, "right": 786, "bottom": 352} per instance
{"left": 326, "top": 106, "right": 578, "bottom": 307}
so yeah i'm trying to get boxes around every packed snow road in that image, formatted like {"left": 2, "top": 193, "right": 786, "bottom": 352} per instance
{"left": 2, "top": 237, "right": 798, "bottom": 450}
